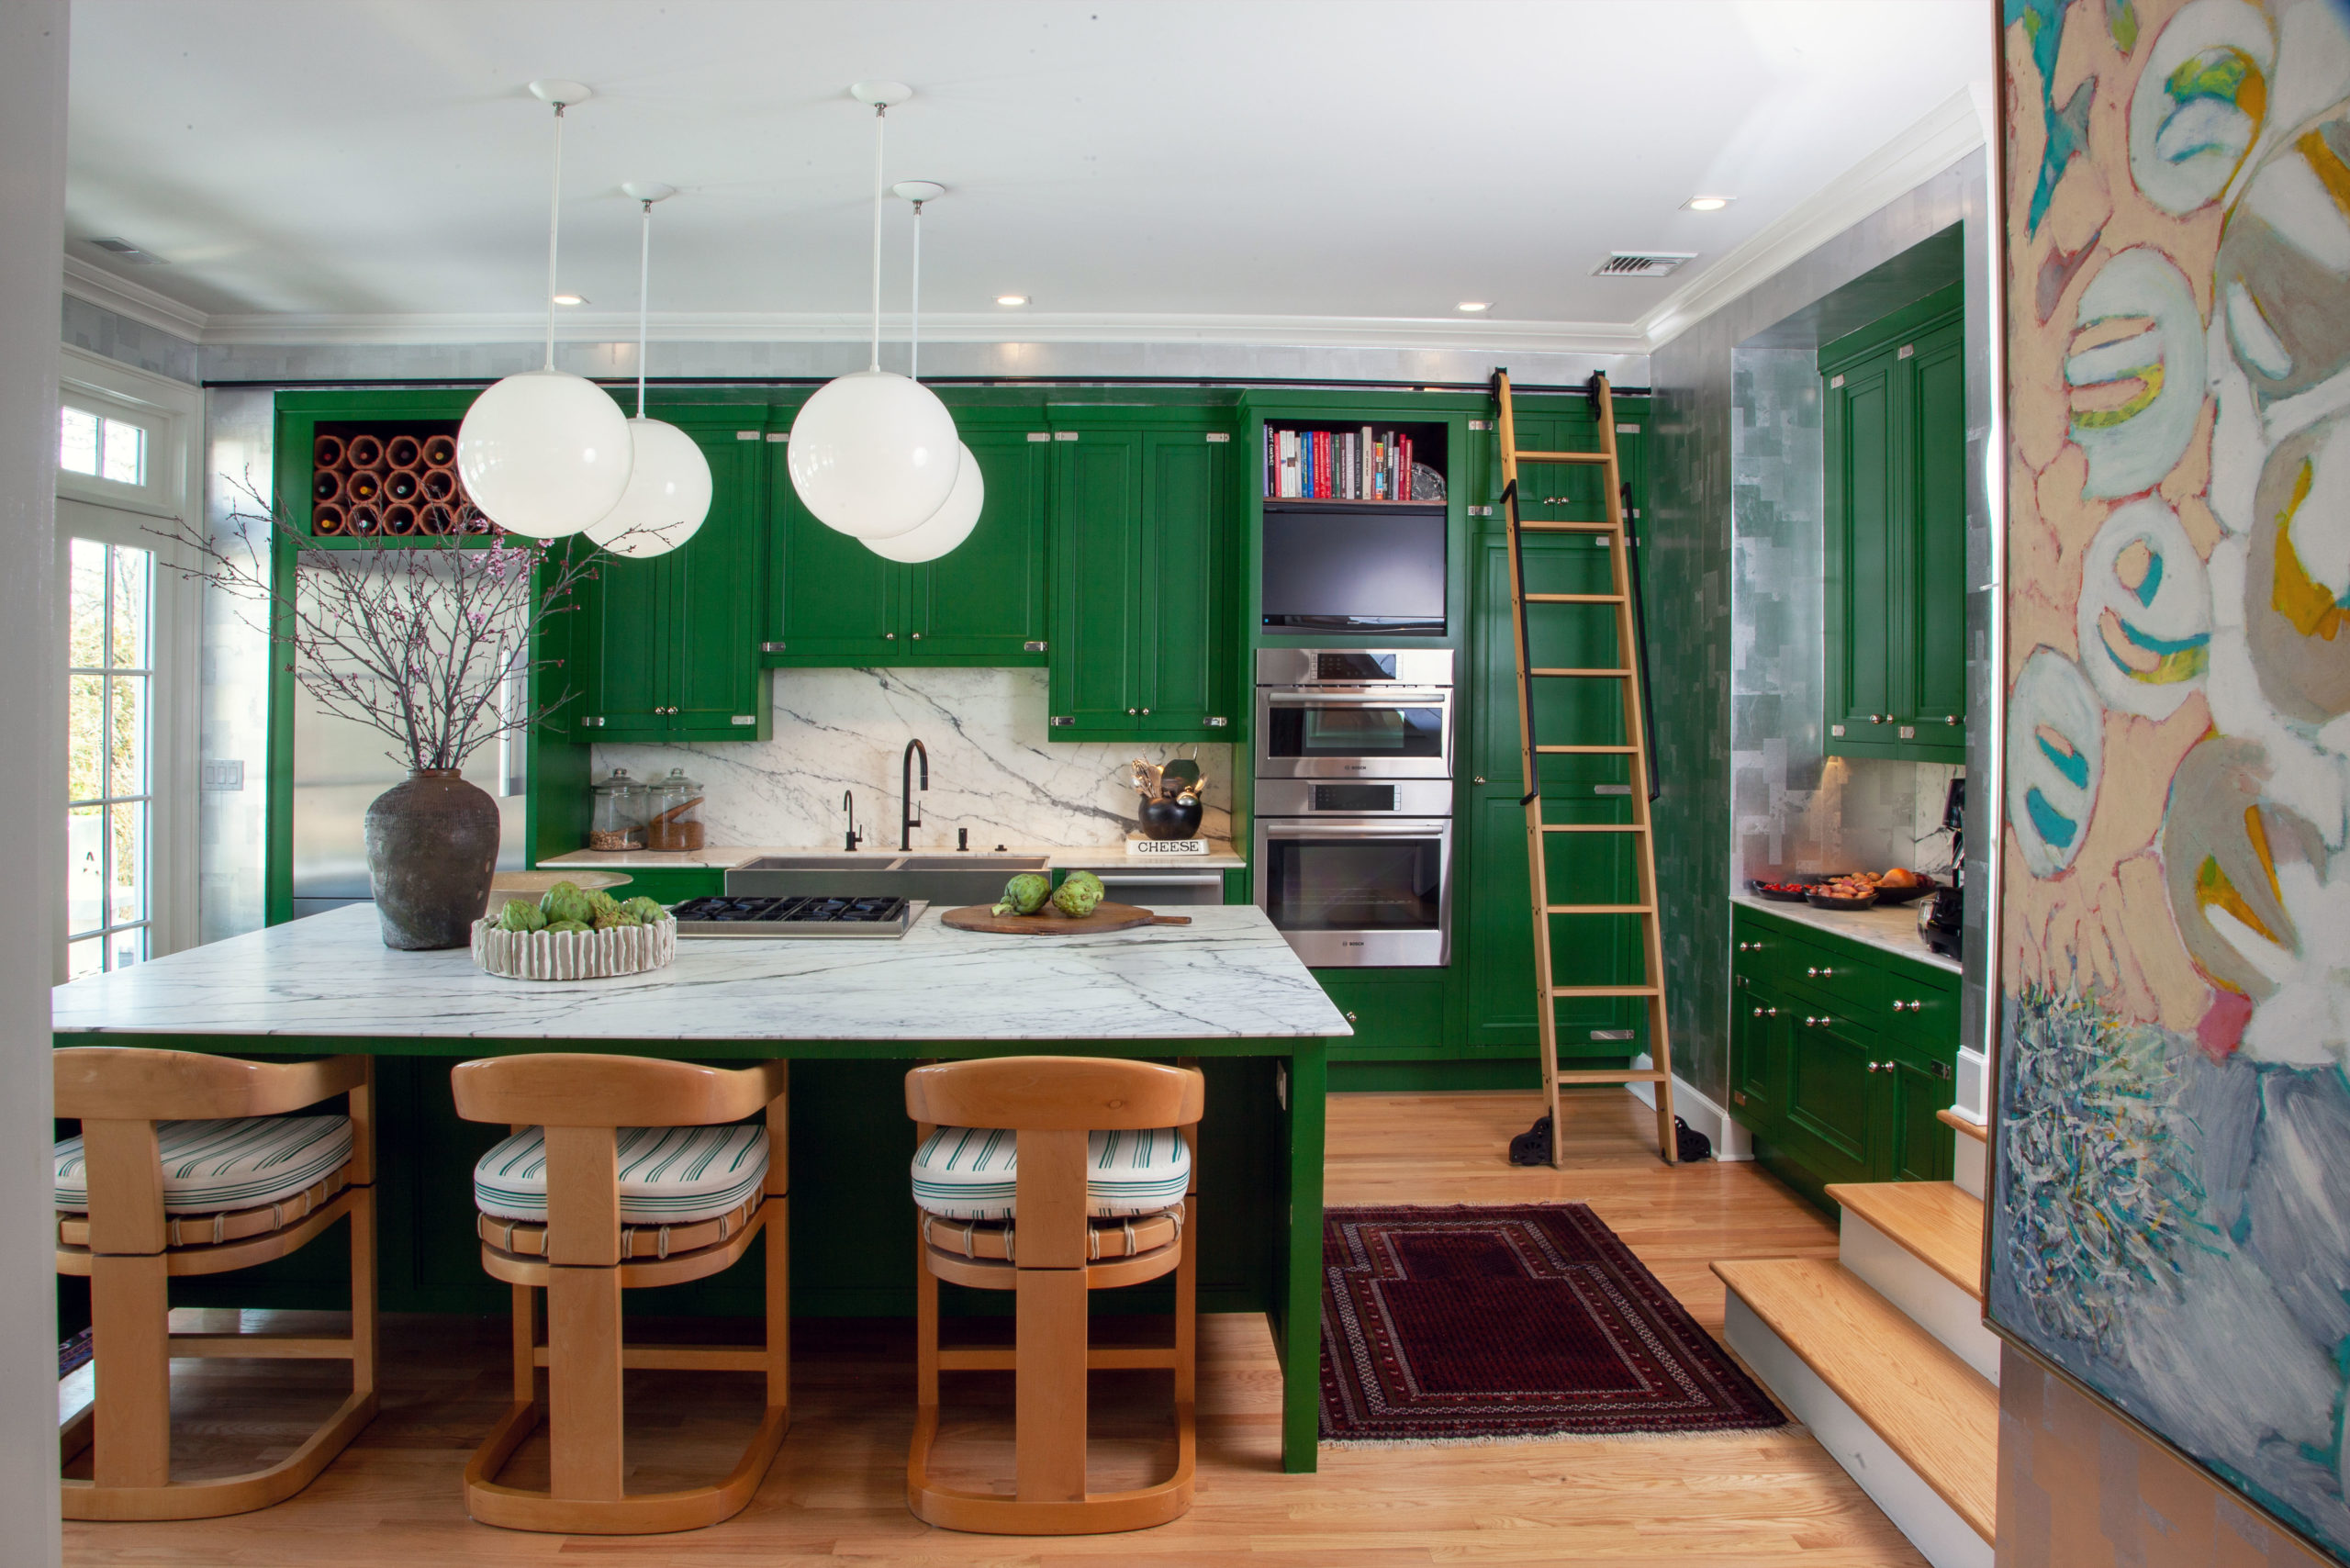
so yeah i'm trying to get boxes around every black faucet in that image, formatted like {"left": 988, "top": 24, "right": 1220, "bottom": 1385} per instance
{"left": 842, "top": 790, "right": 863, "bottom": 852}
{"left": 901, "top": 739, "right": 928, "bottom": 851}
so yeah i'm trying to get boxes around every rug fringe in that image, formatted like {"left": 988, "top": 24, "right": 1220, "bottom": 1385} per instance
{"left": 1318, "top": 1419, "right": 1806, "bottom": 1450}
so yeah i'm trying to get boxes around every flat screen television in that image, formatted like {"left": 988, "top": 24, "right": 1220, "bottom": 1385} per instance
{"left": 1261, "top": 507, "right": 1447, "bottom": 634}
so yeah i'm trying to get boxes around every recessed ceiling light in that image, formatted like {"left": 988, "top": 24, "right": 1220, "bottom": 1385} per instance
{"left": 553, "top": 293, "right": 588, "bottom": 306}
{"left": 1683, "top": 196, "right": 1732, "bottom": 212}
{"left": 1457, "top": 301, "right": 1491, "bottom": 313}
{"left": 996, "top": 294, "right": 1028, "bottom": 307}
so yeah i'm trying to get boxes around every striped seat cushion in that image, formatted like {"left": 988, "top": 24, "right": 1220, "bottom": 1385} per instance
{"left": 911, "top": 1126, "right": 1191, "bottom": 1221}
{"left": 474, "top": 1125, "right": 769, "bottom": 1226}
{"left": 54, "top": 1115, "right": 353, "bottom": 1216}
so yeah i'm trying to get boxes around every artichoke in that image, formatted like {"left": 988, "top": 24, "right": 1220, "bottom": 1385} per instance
{"left": 1052, "top": 868, "right": 1104, "bottom": 918}
{"left": 619, "top": 895, "right": 666, "bottom": 925}
{"left": 991, "top": 872, "right": 1052, "bottom": 917}
{"left": 540, "top": 881, "right": 592, "bottom": 926}
{"left": 544, "top": 919, "right": 591, "bottom": 934}
{"left": 496, "top": 898, "right": 546, "bottom": 934}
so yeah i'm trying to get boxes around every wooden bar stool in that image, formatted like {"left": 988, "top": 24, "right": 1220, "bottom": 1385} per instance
{"left": 905, "top": 1056, "right": 1203, "bottom": 1535}
{"left": 450, "top": 1054, "right": 789, "bottom": 1535}
{"left": 52, "top": 1047, "right": 379, "bottom": 1520}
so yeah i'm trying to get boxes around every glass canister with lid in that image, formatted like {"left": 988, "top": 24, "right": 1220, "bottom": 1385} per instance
{"left": 588, "top": 768, "right": 647, "bottom": 851}
{"left": 643, "top": 766, "right": 706, "bottom": 852}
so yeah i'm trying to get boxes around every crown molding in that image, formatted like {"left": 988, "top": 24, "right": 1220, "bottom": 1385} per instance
{"left": 193, "top": 308, "right": 1649, "bottom": 356}
{"left": 61, "top": 256, "right": 209, "bottom": 341}
{"left": 1637, "top": 88, "right": 1987, "bottom": 351}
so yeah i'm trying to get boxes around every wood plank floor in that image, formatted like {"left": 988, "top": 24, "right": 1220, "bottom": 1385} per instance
{"left": 62, "top": 1088, "right": 1914, "bottom": 1566}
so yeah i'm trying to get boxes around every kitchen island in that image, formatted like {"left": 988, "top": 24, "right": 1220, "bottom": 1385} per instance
{"left": 52, "top": 902, "right": 1348, "bottom": 1472}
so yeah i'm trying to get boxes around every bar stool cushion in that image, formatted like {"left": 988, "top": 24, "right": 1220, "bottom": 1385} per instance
{"left": 911, "top": 1126, "right": 1191, "bottom": 1221}
{"left": 474, "top": 1124, "right": 769, "bottom": 1226}
{"left": 53, "top": 1115, "right": 354, "bottom": 1215}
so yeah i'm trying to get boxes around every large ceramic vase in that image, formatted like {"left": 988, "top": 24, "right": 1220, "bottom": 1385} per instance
{"left": 364, "top": 768, "right": 499, "bottom": 950}
{"left": 1138, "top": 793, "right": 1204, "bottom": 840}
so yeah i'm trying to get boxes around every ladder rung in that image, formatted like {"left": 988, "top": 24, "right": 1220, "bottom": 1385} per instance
{"left": 1540, "top": 823, "right": 1646, "bottom": 834}
{"left": 1556, "top": 1068, "right": 1668, "bottom": 1084}
{"left": 1536, "top": 744, "right": 1637, "bottom": 755}
{"left": 1544, "top": 904, "right": 1655, "bottom": 915}
{"left": 1525, "top": 592, "right": 1626, "bottom": 604}
{"left": 1516, "top": 450, "right": 1612, "bottom": 465}
{"left": 1516, "top": 520, "right": 1618, "bottom": 533}
{"left": 1550, "top": 985, "right": 1662, "bottom": 996}
{"left": 1529, "top": 667, "right": 1631, "bottom": 678}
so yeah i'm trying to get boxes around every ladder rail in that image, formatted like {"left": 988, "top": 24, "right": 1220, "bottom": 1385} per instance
{"left": 1491, "top": 368, "right": 1678, "bottom": 1168}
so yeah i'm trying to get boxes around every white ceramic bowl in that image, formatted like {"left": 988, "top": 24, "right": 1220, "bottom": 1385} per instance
{"left": 471, "top": 916, "right": 676, "bottom": 980}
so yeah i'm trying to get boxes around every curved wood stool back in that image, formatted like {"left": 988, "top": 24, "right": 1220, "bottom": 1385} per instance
{"left": 904, "top": 1056, "right": 1204, "bottom": 1535}
{"left": 450, "top": 1054, "right": 789, "bottom": 1535}
{"left": 53, "top": 1047, "right": 379, "bottom": 1520}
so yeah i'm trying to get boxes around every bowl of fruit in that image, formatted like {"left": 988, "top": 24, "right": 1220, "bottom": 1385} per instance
{"left": 1868, "top": 867, "right": 1937, "bottom": 906}
{"left": 1806, "top": 873, "right": 1882, "bottom": 910}
{"left": 471, "top": 881, "right": 676, "bottom": 980}
{"left": 1745, "top": 876, "right": 1826, "bottom": 903}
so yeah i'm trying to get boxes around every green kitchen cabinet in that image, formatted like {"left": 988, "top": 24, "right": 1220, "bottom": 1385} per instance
{"left": 767, "top": 412, "right": 1051, "bottom": 666}
{"left": 1823, "top": 285, "right": 1966, "bottom": 763}
{"left": 1046, "top": 409, "right": 1238, "bottom": 741}
{"left": 1729, "top": 902, "right": 1958, "bottom": 1201}
{"left": 572, "top": 407, "right": 771, "bottom": 742}
{"left": 1313, "top": 970, "right": 1449, "bottom": 1060}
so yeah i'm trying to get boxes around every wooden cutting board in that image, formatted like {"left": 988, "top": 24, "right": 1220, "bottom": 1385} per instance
{"left": 940, "top": 900, "right": 1193, "bottom": 935}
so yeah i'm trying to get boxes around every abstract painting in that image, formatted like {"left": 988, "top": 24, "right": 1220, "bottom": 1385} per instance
{"left": 1995, "top": 0, "right": 2350, "bottom": 1556}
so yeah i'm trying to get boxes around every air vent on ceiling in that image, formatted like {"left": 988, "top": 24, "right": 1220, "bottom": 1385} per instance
{"left": 88, "top": 237, "right": 162, "bottom": 264}
{"left": 1591, "top": 252, "right": 1694, "bottom": 278}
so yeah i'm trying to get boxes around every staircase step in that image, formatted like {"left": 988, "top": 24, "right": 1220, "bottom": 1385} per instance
{"left": 1936, "top": 1107, "right": 1987, "bottom": 1143}
{"left": 1825, "top": 1182, "right": 1982, "bottom": 1301}
{"left": 1713, "top": 1258, "right": 1996, "bottom": 1546}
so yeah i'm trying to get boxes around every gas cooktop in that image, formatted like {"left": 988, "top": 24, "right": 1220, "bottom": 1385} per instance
{"left": 669, "top": 895, "right": 926, "bottom": 939}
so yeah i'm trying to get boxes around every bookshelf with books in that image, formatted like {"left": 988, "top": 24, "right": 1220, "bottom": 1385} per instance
{"left": 1262, "top": 419, "right": 1448, "bottom": 506}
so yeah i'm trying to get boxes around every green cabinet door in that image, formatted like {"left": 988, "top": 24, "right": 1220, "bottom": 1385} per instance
{"left": 1827, "top": 346, "right": 1898, "bottom": 742}
{"left": 1885, "top": 1049, "right": 1958, "bottom": 1182}
{"left": 577, "top": 539, "right": 673, "bottom": 738}
{"left": 770, "top": 430, "right": 901, "bottom": 664}
{"left": 1783, "top": 1011, "right": 1879, "bottom": 1187}
{"left": 1137, "top": 429, "right": 1236, "bottom": 736}
{"left": 1909, "top": 320, "right": 1968, "bottom": 734}
{"left": 1729, "top": 974, "right": 1792, "bottom": 1134}
{"left": 904, "top": 422, "right": 1051, "bottom": 660}
{"left": 1048, "top": 429, "right": 1141, "bottom": 736}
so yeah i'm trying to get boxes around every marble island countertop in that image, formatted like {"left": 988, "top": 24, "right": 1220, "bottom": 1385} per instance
{"left": 52, "top": 902, "right": 1341, "bottom": 1042}
{"left": 1732, "top": 891, "right": 1961, "bottom": 974}
{"left": 540, "top": 841, "right": 1245, "bottom": 872}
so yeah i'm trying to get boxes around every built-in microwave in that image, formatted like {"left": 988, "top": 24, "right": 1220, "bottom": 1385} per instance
{"left": 1254, "top": 650, "right": 1456, "bottom": 781}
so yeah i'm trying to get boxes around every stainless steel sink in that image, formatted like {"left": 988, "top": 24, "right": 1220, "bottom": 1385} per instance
{"left": 892, "top": 856, "right": 1046, "bottom": 872}
{"left": 727, "top": 854, "right": 1048, "bottom": 908}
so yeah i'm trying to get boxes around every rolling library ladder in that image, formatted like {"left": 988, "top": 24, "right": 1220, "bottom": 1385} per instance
{"left": 1494, "top": 370, "right": 1677, "bottom": 1166}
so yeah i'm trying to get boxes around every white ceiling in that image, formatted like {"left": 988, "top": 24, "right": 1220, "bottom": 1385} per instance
{"left": 64, "top": 0, "right": 1992, "bottom": 351}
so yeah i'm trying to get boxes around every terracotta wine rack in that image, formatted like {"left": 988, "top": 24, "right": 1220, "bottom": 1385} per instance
{"left": 310, "top": 421, "right": 492, "bottom": 537}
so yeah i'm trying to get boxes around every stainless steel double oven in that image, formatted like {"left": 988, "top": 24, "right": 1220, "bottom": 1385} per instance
{"left": 1251, "top": 650, "right": 1453, "bottom": 967}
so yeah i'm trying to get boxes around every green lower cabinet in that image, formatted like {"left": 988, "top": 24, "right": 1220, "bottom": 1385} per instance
{"left": 1313, "top": 970, "right": 1449, "bottom": 1060}
{"left": 1729, "top": 904, "right": 1957, "bottom": 1198}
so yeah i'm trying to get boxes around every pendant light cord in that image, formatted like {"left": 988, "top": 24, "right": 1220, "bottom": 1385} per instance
{"left": 544, "top": 102, "right": 566, "bottom": 372}
{"left": 868, "top": 104, "right": 887, "bottom": 374}
{"left": 636, "top": 199, "right": 653, "bottom": 419}
{"left": 910, "top": 198, "right": 923, "bottom": 383}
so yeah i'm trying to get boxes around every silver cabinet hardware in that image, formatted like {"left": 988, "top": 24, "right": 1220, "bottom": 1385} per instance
{"left": 1891, "top": 999, "right": 1924, "bottom": 1012}
{"left": 1473, "top": 776, "right": 1487, "bottom": 785}
{"left": 762, "top": 641, "right": 789, "bottom": 653}
{"left": 1945, "top": 714, "right": 1960, "bottom": 725}
{"left": 1468, "top": 420, "right": 1490, "bottom": 431}
{"left": 1024, "top": 640, "right": 1048, "bottom": 652}
{"left": 1140, "top": 707, "right": 1150, "bottom": 715}
{"left": 765, "top": 431, "right": 789, "bottom": 442}
{"left": 1898, "top": 343, "right": 1915, "bottom": 359}
{"left": 1205, "top": 716, "right": 1227, "bottom": 727}
{"left": 1868, "top": 713, "right": 1886, "bottom": 723}
{"left": 885, "top": 632, "right": 896, "bottom": 640}
{"left": 1050, "top": 716, "right": 1074, "bottom": 727}
{"left": 1831, "top": 723, "right": 1845, "bottom": 736}
{"left": 735, "top": 431, "right": 760, "bottom": 441}
{"left": 580, "top": 715, "right": 605, "bottom": 728}
{"left": 731, "top": 715, "right": 755, "bottom": 725}
{"left": 1750, "top": 1006, "right": 1778, "bottom": 1018}
{"left": 1126, "top": 708, "right": 1137, "bottom": 715}
{"left": 1026, "top": 431, "right": 1051, "bottom": 442}
{"left": 1345, "top": 1011, "right": 1358, "bottom": 1024}
{"left": 1053, "top": 431, "right": 1079, "bottom": 441}
{"left": 1470, "top": 505, "right": 1494, "bottom": 517}
{"left": 1806, "top": 966, "right": 1835, "bottom": 978}
{"left": 1830, "top": 374, "right": 1845, "bottom": 388}
{"left": 1898, "top": 724, "right": 1916, "bottom": 739}
{"left": 1204, "top": 431, "right": 1229, "bottom": 442}
{"left": 1802, "top": 1014, "right": 1828, "bottom": 1027}
{"left": 911, "top": 631, "right": 923, "bottom": 640}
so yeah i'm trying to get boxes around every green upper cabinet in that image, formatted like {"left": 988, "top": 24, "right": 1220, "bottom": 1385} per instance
{"left": 767, "top": 405, "right": 1050, "bottom": 666}
{"left": 572, "top": 404, "right": 772, "bottom": 742}
{"left": 1823, "top": 285, "right": 1966, "bottom": 763}
{"left": 1046, "top": 408, "right": 1238, "bottom": 741}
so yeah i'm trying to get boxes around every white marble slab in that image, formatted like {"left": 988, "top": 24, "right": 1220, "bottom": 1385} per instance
{"left": 1731, "top": 892, "right": 1960, "bottom": 975}
{"left": 539, "top": 842, "right": 1246, "bottom": 872}
{"left": 53, "top": 904, "right": 1348, "bottom": 1042}
{"left": 591, "top": 666, "right": 1234, "bottom": 852}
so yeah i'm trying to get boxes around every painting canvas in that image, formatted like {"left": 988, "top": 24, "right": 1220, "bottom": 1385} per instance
{"left": 1994, "top": 0, "right": 2350, "bottom": 1556}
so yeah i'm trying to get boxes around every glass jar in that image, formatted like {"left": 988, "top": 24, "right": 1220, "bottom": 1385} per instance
{"left": 588, "top": 768, "right": 645, "bottom": 852}
{"left": 643, "top": 767, "right": 706, "bottom": 852}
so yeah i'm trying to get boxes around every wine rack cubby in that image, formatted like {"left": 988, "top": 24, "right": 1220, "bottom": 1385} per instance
{"left": 309, "top": 420, "right": 495, "bottom": 537}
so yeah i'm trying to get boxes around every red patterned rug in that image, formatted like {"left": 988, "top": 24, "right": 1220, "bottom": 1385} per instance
{"left": 1319, "top": 1204, "right": 1786, "bottom": 1442}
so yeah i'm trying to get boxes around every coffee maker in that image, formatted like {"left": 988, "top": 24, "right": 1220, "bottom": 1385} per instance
{"left": 1920, "top": 776, "right": 1964, "bottom": 959}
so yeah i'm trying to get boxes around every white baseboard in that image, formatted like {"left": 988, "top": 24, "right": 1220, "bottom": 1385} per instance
{"left": 1724, "top": 1294, "right": 1994, "bottom": 1568}
{"left": 1839, "top": 1212, "right": 1999, "bottom": 1383}
{"left": 1626, "top": 1056, "right": 1751, "bottom": 1160}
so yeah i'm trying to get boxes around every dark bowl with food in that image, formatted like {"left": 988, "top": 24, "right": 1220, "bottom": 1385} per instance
{"left": 1807, "top": 889, "right": 1879, "bottom": 911}
{"left": 1745, "top": 875, "right": 1829, "bottom": 903}
{"left": 1870, "top": 878, "right": 1937, "bottom": 907}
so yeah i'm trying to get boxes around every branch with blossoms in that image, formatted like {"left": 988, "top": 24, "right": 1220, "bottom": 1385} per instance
{"left": 158, "top": 470, "right": 608, "bottom": 771}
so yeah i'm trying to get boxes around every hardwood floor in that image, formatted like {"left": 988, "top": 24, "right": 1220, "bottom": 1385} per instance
{"left": 61, "top": 1088, "right": 1916, "bottom": 1565}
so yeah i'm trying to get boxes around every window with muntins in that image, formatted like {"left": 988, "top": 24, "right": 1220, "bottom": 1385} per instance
{"left": 67, "top": 537, "right": 153, "bottom": 975}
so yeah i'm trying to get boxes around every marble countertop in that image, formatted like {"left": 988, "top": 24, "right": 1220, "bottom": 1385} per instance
{"left": 52, "top": 903, "right": 1344, "bottom": 1042}
{"left": 1731, "top": 892, "right": 1962, "bottom": 975}
{"left": 540, "top": 841, "right": 1246, "bottom": 872}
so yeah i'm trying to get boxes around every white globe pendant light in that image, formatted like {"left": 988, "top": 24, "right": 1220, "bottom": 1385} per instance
{"left": 788, "top": 82, "right": 961, "bottom": 540}
{"left": 865, "top": 183, "right": 982, "bottom": 564}
{"left": 588, "top": 184, "right": 712, "bottom": 558}
{"left": 457, "top": 80, "right": 632, "bottom": 540}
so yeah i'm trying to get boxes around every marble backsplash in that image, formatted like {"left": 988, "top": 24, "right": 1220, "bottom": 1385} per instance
{"left": 591, "top": 666, "right": 1233, "bottom": 850}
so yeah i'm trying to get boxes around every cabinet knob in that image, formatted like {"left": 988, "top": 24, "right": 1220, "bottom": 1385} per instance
{"left": 1944, "top": 715, "right": 1959, "bottom": 725}
{"left": 911, "top": 631, "right": 923, "bottom": 640}
{"left": 1345, "top": 1011, "right": 1358, "bottom": 1024}
{"left": 1141, "top": 707, "right": 1151, "bottom": 715}
{"left": 1806, "top": 965, "right": 1834, "bottom": 978}
{"left": 1474, "top": 776, "right": 1487, "bottom": 785}
{"left": 1127, "top": 708, "right": 1137, "bottom": 715}
{"left": 885, "top": 632, "right": 896, "bottom": 640}
{"left": 1868, "top": 713, "right": 1886, "bottom": 723}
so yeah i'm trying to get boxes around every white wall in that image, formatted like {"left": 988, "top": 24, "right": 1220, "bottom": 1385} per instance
{"left": 1, "top": 1, "right": 70, "bottom": 1558}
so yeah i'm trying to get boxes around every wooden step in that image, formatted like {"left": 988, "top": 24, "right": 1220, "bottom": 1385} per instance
{"left": 1935, "top": 1107, "right": 1987, "bottom": 1143}
{"left": 1516, "top": 449, "right": 1611, "bottom": 465}
{"left": 1824, "top": 1182, "right": 1983, "bottom": 1301}
{"left": 1713, "top": 1258, "right": 1996, "bottom": 1544}
{"left": 1525, "top": 592, "right": 1627, "bottom": 604}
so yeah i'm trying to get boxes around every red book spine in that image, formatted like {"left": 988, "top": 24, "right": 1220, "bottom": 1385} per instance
{"left": 1400, "top": 434, "right": 1412, "bottom": 501}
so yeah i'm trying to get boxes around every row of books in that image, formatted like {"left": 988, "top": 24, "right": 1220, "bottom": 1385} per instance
{"left": 1265, "top": 426, "right": 1429, "bottom": 501}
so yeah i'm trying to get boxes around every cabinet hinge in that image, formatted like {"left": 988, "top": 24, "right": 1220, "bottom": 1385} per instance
{"left": 1205, "top": 716, "right": 1228, "bottom": 727}
{"left": 1733, "top": 1091, "right": 1748, "bottom": 1105}
{"left": 1617, "top": 423, "right": 1639, "bottom": 434}
{"left": 1470, "top": 505, "right": 1494, "bottom": 517}
{"left": 762, "top": 641, "right": 789, "bottom": 653}
{"left": 1053, "top": 431, "right": 1079, "bottom": 441}
{"left": 1898, "top": 343, "right": 1915, "bottom": 359}
{"left": 1830, "top": 374, "right": 1846, "bottom": 388}
{"left": 1050, "top": 715, "right": 1075, "bottom": 727}
{"left": 736, "top": 431, "right": 761, "bottom": 441}
{"left": 581, "top": 715, "right": 606, "bottom": 729}
{"left": 1589, "top": 1028, "right": 1635, "bottom": 1040}
{"left": 1026, "top": 431, "right": 1051, "bottom": 442}
{"left": 1595, "top": 783, "right": 1631, "bottom": 796}
{"left": 765, "top": 431, "right": 789, "bottom": 442}
{"left": 1024, "top": 640, "right": 1048, "bottom": 653}
{"left": 1468, "top": 420, "right": 1490, "bottom": 431}
{"left": 733, "top": 714, "right": 757, "bottom": 725}
{"left": 1204, "top": 431, "right": 1229, "bottom": 442}
{"left": 1898, "top": 724, "right": 1916, "bottom": 739}
{"left": 1936, "top": 1061, "right": 1954, "bottom": 1081}
{"left": 1830, "top": 723, "right": 1846, "bottom": 737}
